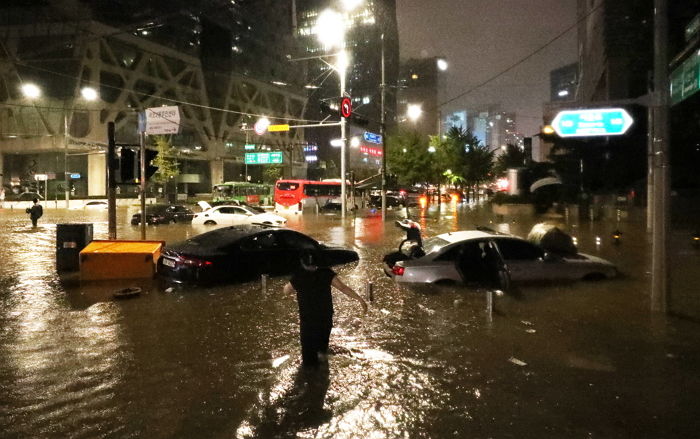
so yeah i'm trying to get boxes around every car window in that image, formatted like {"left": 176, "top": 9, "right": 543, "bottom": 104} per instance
{"left": 280, "top": 231, "right": 318, "bottom": 250}
{"left": 240, "top": 232, "right": 280, "bottom": 250}
{"left": 422, "top": 236, "right": 450, "bottom": 255}
{"left": 218, "top": 207, "right": 237, "bottom": 214}
{"left": 495, "top": 238, "right": 544, "bottom": 260}
{"left": 233, "top": 207, "right": 250, "bottom": 215}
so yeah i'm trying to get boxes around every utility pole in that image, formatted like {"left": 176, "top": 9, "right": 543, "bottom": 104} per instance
{"left": 107, "top": 122, "right": 117, "bottom": 240}
{"left": 651, "top": 0, "right": 670, "bottom": 312}
{"left": 380, "top": 33, "right": 387, "bottom": 220}
{"left": 64, "top": 112, "right": 70, "bottom": 208}
{"left": 340, "top": 67, "right": 347, "bottom": 218}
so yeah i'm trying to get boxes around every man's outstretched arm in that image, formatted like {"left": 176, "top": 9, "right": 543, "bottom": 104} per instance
{"left": 331, "top": 276, "right": 368, "bottom": 313}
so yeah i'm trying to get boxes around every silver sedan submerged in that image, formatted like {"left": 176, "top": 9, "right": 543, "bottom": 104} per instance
{"left": 384, "top": 230, "right": 617, "bottom": 285}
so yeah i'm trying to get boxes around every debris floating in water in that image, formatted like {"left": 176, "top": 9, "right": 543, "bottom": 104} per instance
{"left": 113, "top": 287, "right": 141, "bottom": 299}
{"left": 271, "top": 355, "right": 289, "bottom": 368}
{"left": 164, "top": 287, "right": 174, "bottom": 293}
{"left": 508, "top": 357, "right": 527, "bottom": 367}
{"left": 417, "top": 304, "right": 435, "bottom": 315}
{"left": 525, "top": 329, "right": 537, "bottom": 334}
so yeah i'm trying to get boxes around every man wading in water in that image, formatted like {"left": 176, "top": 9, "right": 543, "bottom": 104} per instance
{"left": 283, "top": 250, "right": 367, "bottom": 368}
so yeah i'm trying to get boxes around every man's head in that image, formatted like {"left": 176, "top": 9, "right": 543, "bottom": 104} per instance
{"left": 32, "top": 198, "right": 38, "bottom": 204}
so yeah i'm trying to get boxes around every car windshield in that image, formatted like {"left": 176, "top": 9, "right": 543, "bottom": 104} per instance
{"left": 422, "top": 236, "right": 450, "bottom": 254}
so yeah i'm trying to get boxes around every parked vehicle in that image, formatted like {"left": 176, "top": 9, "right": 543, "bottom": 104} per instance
{"left": 130, "top": 204, "right": 194, "bottom": 225}
{"left": 158, "top": 226, "right": 359, "bottom": 284}
{"left": 384, "top": 229, "right": 617, "bottom": 285}
{"left": 212, "top": 181, "right": 272, "bottom": 206}
{"left": 192, "top": 203, "right": 286, "bottom": 226}
{"left": 273, "top": 179, "right": 341, "bottom": 213}
{"left": 71, "top": 200, "right": 108, "bottom": 210}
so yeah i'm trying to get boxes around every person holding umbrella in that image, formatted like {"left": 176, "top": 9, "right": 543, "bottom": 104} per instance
{"left": 283, "top": 249, "right": 367, "bottom": 368}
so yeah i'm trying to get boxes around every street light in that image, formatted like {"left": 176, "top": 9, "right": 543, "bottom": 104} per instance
{"left": 21, "top": 84, "right": 98, "bottom": 207}
{"left": 316, "top": 2, "right": 362, "bottom": 218}
{"left": 407, "top": 104, "right": 423, "bottom": 122}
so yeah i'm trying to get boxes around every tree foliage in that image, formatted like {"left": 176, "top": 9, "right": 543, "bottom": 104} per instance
{"left": 263, "top": 164, "right": 282, "bottom": 184}
{"left": 386, "top": 130, "right": 437, "bottom": 185}
{"left": 430, "top": 126, "right": 493, "bottom": 189}
{"left": 494, "top": 143, "right": 527, "bottom": 176}
{"left": 150, "top": 136, "right": 180, "bottom": 186}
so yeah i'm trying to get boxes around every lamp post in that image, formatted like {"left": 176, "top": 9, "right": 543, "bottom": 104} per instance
{"left": 316, "top": 1, "right": 362, "bottom": 218}
{"left": 22, "top": 84, "right": 98, "bottom": 208}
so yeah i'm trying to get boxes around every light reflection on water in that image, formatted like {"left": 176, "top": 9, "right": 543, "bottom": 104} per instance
{"left": 1, "top": 205, "right": 699, "bottom": 437}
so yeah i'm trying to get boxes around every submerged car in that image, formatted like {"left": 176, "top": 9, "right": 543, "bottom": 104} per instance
{"left": 158, "top": 226, "right": 359, "bottom": 284}
{"left": 71, "top": 200, "right": 108, "bottom": 210}
{"left": 384, "top": 230, "right": 617, "bottom": 285}
{"left": 192, "top": 204, "right": 286, "bottom": 226}
{"left": 131, "top": 204, "right": 194, "bottom": 225}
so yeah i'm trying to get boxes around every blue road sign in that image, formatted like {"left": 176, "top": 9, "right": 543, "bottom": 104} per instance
{"left": 551, "top": 108, "right": 633, "bottom": 137}
{"left": 363, "top": 131, "right": 383, "bottom": 144}
{"left": 69, "top": 173, "right": 81, "bottom": 179}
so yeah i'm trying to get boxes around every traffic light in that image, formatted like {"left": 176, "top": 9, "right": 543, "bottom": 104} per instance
{"left": 144, "top": 149, "right": 158, "bottom": 179}
{"left": 118, "top": 147, "right": 137, "bottom": 183}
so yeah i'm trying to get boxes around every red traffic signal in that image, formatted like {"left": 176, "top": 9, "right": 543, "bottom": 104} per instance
{"left": 340, "top": 97, "right": 352, "bottom": 118}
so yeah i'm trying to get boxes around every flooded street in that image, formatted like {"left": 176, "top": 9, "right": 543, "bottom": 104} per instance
{"left": 1, "top": 204, "right": 700, "bottom": 438}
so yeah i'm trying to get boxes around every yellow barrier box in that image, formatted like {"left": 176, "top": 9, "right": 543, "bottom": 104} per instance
{"left": 79, "top": 240, "right": 164, "bottom": 280}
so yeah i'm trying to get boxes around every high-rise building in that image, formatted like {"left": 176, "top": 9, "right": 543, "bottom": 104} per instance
{"left": 295, "top": 0, "right": 399, "bottom": 176}
{"left": 550, "top": 63, "right": 578, "bottom": 102}
{"left": 397, "top": 57, "right": 448, "bottom": 138}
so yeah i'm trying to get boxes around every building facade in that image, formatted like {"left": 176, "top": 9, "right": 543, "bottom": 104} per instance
{"left": 295, "top": 0, "right": 400, "bottom": 178}
{"left": 0, "top": 1, "right": 307, "bottom": 199}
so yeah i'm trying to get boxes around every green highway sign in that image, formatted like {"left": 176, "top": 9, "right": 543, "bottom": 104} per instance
{"left": 244, "top": 151, "right": 283, "bottom": 165}
{"left": 551, "top": 108, "right": 633, "bottom": 137}
{"left": 670, "top": 49, "right": 699, "bottom": 105}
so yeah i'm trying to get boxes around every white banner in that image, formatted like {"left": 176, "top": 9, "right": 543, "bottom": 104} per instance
{"left": 145, "top": 106, "right": 181, "bottom": 135}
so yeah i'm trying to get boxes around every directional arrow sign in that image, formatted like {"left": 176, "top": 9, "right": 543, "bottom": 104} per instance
{"left": 551, "top": 108, "right": 634, "bottom": 137}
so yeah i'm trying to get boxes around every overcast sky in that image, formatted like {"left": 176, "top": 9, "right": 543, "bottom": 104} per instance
{"left": 396, "top": 0, "right": 578, "bottom": 136}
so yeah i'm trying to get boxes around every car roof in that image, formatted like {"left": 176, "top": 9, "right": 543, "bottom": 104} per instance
{"left": 436, "top": 230, "right": 507, "bottom": 243}
{"left": 187, "top": 225, "right": 281, "bottom": 245}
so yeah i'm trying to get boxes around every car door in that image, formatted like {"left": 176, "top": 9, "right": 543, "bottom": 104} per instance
{"left": 493, "top": 238, "right": 550, "bottom": 281}
{"left": 238, "top": 231, "right": 285, "bottom": 276}
{"left": 213, "top": 207, "right": 240, "bottom": 225}
{"left": 231, "top": 207, "right": 254, "bottom": 225}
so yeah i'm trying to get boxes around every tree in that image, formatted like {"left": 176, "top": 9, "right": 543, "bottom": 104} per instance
{"left": 150, "top": 136, "right": 180, "bottom": 197}
{"left": 494, "top": 144, "right": 527, "bottom": 176}
{"left": 263, "top": 164, "right": 282, "bottom": 184}
{"left": 386, "top": 130, "right": 436, "bottom": 186}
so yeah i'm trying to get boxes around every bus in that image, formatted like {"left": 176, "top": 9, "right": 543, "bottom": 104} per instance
{"left": 273, "top": 179, "right": 342, "bottom": 212}
{"left": 212, "top": 182, "right": 272, "bottom": 206}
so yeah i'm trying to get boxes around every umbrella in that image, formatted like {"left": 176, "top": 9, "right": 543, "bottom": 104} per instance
{"left": 530, "top": 177, "right": 562, "bottom": 192}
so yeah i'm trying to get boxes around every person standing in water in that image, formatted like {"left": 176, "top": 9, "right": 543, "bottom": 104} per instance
{"left": 283, "top": 250, "right": 367, "bottom": 367}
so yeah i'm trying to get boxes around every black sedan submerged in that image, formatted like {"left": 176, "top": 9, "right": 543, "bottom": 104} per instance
{"left": 158, "top": 226, "right": 359, "bottom": 284}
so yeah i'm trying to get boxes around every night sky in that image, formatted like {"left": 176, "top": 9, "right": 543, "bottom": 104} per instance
{"left": 397, "top": 0, "right": 578, "bottom": 137}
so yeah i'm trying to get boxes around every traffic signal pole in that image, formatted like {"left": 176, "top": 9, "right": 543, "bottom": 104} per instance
{"left": 107, "top": 122, "right": 117, "bottom": 240}
{"left": 380, "top": 33, "right": 387, "bottom": 220}
{"left": 650, "top": 0, "right": 670, "bottom": 312}
{"left": 140, "top": 131, "right": 147, "bottom": 240}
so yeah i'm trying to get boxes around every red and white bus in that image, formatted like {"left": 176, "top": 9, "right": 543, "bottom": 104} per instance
{"left": 274, "top": 179, "right": 342, "bottom": 212}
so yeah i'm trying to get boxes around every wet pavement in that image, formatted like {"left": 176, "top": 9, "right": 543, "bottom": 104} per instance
{"left": 1, "top": 203, "right": 700, "bottom": 438}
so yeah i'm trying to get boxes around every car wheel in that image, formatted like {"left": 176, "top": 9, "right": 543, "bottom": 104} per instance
{"left": 204, "top": 220, "right": 217, "bottom": 225}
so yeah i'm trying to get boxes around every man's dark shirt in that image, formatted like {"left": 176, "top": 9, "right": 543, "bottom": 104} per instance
{"left": 30, "top": 204, "right": 43, "bottom": 219}
{"left": 290, "top": 267, "right": 336, "bottom": 324}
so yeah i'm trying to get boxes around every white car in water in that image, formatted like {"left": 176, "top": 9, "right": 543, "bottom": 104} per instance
{"left": 192, "top": 203, "right": 287, "bottom": 227}
{"left": 384, "top": 230, "right": 617, "bottom": 285}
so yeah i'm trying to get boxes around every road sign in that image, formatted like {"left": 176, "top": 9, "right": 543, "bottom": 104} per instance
{"left": 551, "top": 108, "right": 633, "bottom": 137}
{"left": 363, "top": 131, "right": 382, "bottom": 144}
{"left": 245, "top": 152, "right": 283, "bottom": 165}
{"left": 670, "top": 49, "right": 699, "bottom": 105}
{"left": 268, "top": 124, "right": 290, "bottom": 132}
{"left": 340, "top": 97, "right": 352, "bottom": 118}
{"left": 70, "top": 173, "right": 81, "bottom": 179}
{"left": 244, "top": 144, "right": 256, "bottom": 150}
{"left": 144, "top": 106, "right": 180, "bottom": 135}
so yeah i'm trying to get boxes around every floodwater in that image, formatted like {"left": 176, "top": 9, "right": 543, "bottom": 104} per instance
{"left": 1, "top": 203, "right": 700, "bottom": 438}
